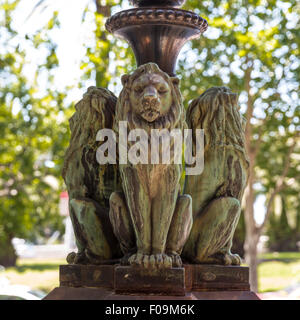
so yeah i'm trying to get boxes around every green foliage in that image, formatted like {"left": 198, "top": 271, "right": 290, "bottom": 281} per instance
{"left": 80, "top": 0, "right": 136, "bottom": 91}
{"left": 0, "top": 0, "right": 71, "bottom": 264}
{"left": 82, "top": 0, "right": 299, "bottom": 254}
{"left": 1, "top": 0, "right": 299, "bottom": 267}
{"left": 267, "top": 196, "right": 300, "bottom": 251}
{"left": 179, "top": 0, "right": 300, "bottom": 250}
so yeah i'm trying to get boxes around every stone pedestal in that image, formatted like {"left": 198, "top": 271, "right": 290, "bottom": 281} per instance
{"left": 185, "top": 264, "right": 250, "bottom": 291}
{"left": 44, "top": 264, "right": 259, "bottom": 300}
{"left": 115, "top": 266, "right": 185, "bottom": 295}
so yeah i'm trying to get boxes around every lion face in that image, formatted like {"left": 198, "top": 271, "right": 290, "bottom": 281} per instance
{"left": 115, "top": 63, "right": 185, "bottom": 133}
{"left": 129, "top": 73, "right": 173, "bottom": 123}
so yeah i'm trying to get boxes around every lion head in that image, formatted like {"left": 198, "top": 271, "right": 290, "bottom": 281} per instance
{"left": 114, "top": 63, "right": 186, "bottom": 133}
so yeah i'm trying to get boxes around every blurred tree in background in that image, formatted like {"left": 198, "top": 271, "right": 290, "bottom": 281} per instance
{"left": 0, "top": 0, "right": 299, "bottom": 293}
{"left": 0, "top": 1, "right": 70, "bottom": 266}
{"left": 80, "top": 0, "right": 135, "bottom": 90}
{"left": 266, "top": 194, "right": 300, "bottom": 252}
{"left": 179, "top": 0, "right": 300, "bottom": 292}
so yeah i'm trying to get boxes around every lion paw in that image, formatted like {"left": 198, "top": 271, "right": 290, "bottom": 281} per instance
{"left": 66, "top": 251, "right": 88, "bottom": 265}
{"left": 128, "top": 253, "right": 173, "bottom": 268}
{"left": 226, "top": 253, "right": 242, "bottom": 265}
{"left": 150, "top": 254, "right": 172, "bottom": 268}
{"left": 211, "top": 251, "right": 242, "bottom": 266}
{"left": 168, "top": 253, "right": 183, "bottom": 267}
{"left": 128, "top": 253, "right": 148, "bottom": 267}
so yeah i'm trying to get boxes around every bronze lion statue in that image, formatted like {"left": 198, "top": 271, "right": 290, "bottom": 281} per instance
{"left": 109, "top": 63, "right": 193, "bottom": 268}
{"left": 63, "top": 67, "right": 249, "bottom": 270}
{"left": 62, "top": 87, "right": 122, "bottom": 264}
{"left": 183, "top": 86, "right": 249, "bottom": 265}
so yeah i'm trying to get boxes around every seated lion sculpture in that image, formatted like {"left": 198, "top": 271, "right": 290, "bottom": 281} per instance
{"left": 109, "top": 63, "right": 193, "bottom": 268}
{"left": 63, "top": 64, "right": 249, "bottom": 269}
{"left": 183, "top": 86, "right": 249, "bottom": 265}
{"left": 62, "top": 87, "right": 122, "bottom": 264}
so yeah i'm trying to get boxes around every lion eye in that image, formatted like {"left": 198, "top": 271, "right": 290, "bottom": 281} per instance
{"left": 158, "top": 87, "right": 168, "bottom": 94}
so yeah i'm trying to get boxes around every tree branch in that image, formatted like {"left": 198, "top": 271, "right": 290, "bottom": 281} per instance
{"left": 258, "top": 139, "right": 298, "bottom": 233}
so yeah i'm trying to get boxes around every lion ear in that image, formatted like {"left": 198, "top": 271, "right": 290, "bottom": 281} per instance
{"left": 121, "top": 74, "right": 130, "bottom": 87}
{"left": 171, "top": 77, "right": 180, "bottom": 86}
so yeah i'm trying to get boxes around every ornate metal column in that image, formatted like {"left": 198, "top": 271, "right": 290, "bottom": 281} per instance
{"left": 105, "top": 0, "right": 208, "bottom": 75}
{"left": 44, "top": 0, "right": 259, "bottom": 301}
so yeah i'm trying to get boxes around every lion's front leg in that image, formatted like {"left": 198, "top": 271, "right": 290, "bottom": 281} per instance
{"left": 148, "top": 187, "right": 180, "bottom": 268}
{"left": 182, "top": 196, "right": 242, "bottom": 265}
{"left": 166, "top": 194, "right": 193, "bottom": 267}
{"left": 120, "top": 166, "right": 152, "bottom": 267}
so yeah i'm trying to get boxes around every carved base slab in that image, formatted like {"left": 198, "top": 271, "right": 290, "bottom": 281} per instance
{"left": 185, "top": 264, "right": 250, "bottom": 292}
{"left": 53, "top": 264, "right": 253, "bottom": 299}
{"left": 115, "top": 266, "right": 185, "bottom": 295}
{"left": 60, "top": 265, "right": 115, "bottom": 288}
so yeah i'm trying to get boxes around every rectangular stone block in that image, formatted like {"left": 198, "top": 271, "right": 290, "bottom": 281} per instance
{"left": 114, "top": 266, "right": 185, "bottom": 296}
{"left": 60, "top": 265, "right": 82, "bottom": 287}
{"left": 60, "top": 265, "right": 115, "bottom": 289}
{"left": 185, "top": 264, "right": 250, "bottom": 291}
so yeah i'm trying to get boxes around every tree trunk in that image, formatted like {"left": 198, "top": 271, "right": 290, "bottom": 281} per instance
{"left": 243, "top": 59, "right": 260, "bottom": 292}
{"left": 0, "top": 237, "right": 17, "bottom": 267}
{"left": 244, "top": 229, "right": 259, "bottom": 292}
{"left": 243, "top": 148, "right": 259, "bottom": 292}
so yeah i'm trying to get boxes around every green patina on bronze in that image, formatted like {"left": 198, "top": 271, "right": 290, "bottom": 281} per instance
{"left": 62, "top": 87, "right": 122, "bottom": 264}
{"left": 183, "top": 87, "right": 249, "bottom": 265}
{"left": 110, "top": 63, "right": 192, "bottom": 268}
{"left": 62, "top": 64, "right": 249, "bottom": 269}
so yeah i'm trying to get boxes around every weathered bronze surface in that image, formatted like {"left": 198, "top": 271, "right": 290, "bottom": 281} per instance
{"left": 183, "top": 87, "right": 249, "bottom": 265}
{"left": 110, "top": 63, "right": 192, "bottom": 268}
{"left": 63, "top": 75, "right": 248, "bottom": 270}
{"left": 62, "top": 87, "right": 122, "bottom": 265}
{"left": 59, "top": 0, "right": 253, "bottom": 299}
{"left": 130, "top": 0, "right": 186, "bottom": 7}
{"left": 105, "top": 8, "right": 207, "bottom": 75}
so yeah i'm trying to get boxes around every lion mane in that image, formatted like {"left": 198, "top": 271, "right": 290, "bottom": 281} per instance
{"left": 186, "top": 86, "right": 249, "bottom": 164}
{"left": 62, "top": 86, "right": 119, "bottom": 207}
{"left": 114, "top": 63, "right": 186, "bottom": 134}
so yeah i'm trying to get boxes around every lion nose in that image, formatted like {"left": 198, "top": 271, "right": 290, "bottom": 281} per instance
{"left": 143, "top": 87, "right": 157, "bottom": 100}
{"left": 143, "top": 87, "right": 159, "bottom": 106}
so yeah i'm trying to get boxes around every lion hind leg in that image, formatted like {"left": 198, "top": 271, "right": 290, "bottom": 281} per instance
{"left": 66, "top": 202, "right": 88, "bottom": 265}
{"left": 109, "top": 191, "right": 136, "bottom": 265}
{"left": 182, "top": 196, "right": 241, "bottom": 265}
{"left": 68, "top": 198, "right": 120, "bottom": 264}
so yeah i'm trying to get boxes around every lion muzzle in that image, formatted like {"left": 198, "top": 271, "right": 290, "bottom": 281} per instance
{"left": 141, "top": 90, "right": 161, "bottom": 122}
